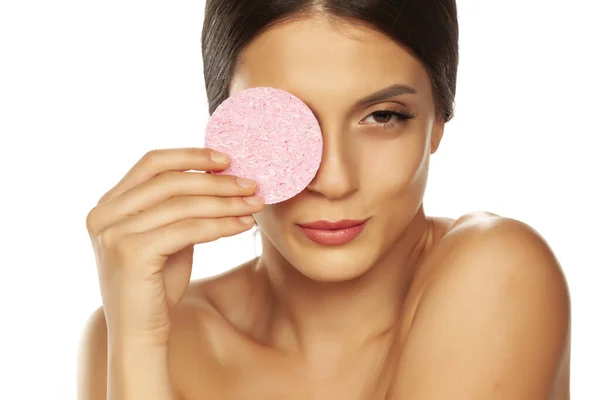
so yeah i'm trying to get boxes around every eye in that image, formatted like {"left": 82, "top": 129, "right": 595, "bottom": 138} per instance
{"left": 360, "top": 109, "right": 417, "bottom": 129}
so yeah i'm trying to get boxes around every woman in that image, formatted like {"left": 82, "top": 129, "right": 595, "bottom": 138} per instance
{"left": 78, "top": 1, "right": 571, "bottom": 399}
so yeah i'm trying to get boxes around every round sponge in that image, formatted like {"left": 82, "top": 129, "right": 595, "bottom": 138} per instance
{"left": 204, "top": 87, "right": 323, "bottom": 204}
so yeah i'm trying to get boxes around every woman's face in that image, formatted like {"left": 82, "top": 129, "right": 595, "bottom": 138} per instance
{"left": 229, "top": 15, "right": 445, "bottom": 282}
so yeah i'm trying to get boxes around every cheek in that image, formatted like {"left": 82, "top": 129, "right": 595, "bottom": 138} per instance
{"left": 360, "top": 132, "right": 427, "bottom": 192}
{"left": 253, "top": 206, "right": 275, "bottom": 228}
{"left": 253, "top": 202, "right": 290, "bottom": 233}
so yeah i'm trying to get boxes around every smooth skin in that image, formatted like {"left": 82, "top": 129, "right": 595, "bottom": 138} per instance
{"left": 78, "top": 13, "right": 571, "bottom": 400}
{"left": 81, "top": 148, "right": 265, "bottom": 399}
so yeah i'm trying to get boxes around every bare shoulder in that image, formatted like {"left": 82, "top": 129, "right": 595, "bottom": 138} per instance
{"left": 429, "top": 210, "right": 567, "bottom": 275}
{"left": 390, "top": 211, "right": 571, "bottom": 399}
{"left": 437, "top": 210, "right": 569, "bottom": 285}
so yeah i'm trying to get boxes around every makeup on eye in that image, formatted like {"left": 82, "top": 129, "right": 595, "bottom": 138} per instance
{"left": 359, "top": 108, "right": 418, "bottom": 128}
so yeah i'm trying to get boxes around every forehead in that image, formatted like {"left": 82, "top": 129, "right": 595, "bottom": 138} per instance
{"left": 229, "top": 15, "right": 432, "bottom": 107}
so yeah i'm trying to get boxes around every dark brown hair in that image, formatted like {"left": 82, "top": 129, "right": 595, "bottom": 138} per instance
{"left": 201, "top": 0, "right": 459, "bottom": 122}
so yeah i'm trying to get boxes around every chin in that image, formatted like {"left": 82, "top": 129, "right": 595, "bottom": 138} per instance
{"left": 287, "top": 230, "right": 380, "bottom": 282}
{"left": 294, "top": 251, "right": 376, "bottom": 282}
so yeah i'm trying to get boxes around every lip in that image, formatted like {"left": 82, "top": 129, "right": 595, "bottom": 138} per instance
{"left": 298, "top": 219, "right": 368, "bottom": 230}
{"left": 297, "top": 219, "right": 369, "bottom": 245}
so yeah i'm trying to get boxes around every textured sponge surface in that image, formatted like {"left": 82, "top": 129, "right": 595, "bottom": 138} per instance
{"left": 204, "top": 87, "right": 323, "bottom": 204}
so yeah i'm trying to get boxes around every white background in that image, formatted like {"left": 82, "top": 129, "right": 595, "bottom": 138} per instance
{"left": 1, "top": 0, "right": 598, "bottom": 398}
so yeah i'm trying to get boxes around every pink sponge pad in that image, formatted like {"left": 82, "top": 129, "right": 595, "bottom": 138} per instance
{"left": 204, "top": 87, "right": 323, "bottom": 204}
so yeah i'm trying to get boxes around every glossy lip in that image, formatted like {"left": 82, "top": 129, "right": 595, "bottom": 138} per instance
{"left": 297, "top": 219, "right": 368, "bottom": 230}
{"left": 297, "top": 219, "right": 369, "bottom": 245}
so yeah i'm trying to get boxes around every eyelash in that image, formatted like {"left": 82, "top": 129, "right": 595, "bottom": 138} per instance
{"left": 361, "top": 109, "right": 417, "bottom": 128}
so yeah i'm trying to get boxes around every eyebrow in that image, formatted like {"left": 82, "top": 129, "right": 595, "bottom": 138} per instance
{"left": 355, "top": 84, "right": 418, "bottom": 107}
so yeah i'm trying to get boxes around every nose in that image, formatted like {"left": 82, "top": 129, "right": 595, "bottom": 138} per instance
{"left": 305, "top": 126, "right": 358, "bottom": 200}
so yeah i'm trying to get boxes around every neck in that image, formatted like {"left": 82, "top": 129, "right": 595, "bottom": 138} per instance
{"left": 254, "top": 206, "right": 435, "bottom": 359}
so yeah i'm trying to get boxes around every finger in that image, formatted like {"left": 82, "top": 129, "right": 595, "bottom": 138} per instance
{"left": 97, "top": 147, "right": 231, "bottom": 206}
{"left": 128, "top": 216, "right": 256, "bottom": 269}
{"left": 109, "top": 195, "right": 264, "bottom": 235}
{"left": 88, "top": 171, "right": 258, "bottom": 233}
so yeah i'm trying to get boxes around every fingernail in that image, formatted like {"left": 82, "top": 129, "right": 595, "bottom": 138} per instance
{"left": 210, "top": 151, "right": 229, "bottom": 164}
{"left": 236, "top": 178, "right": 257, "bottom": 188}
{"left": 239, "top": 216, "right": 255, "bottom": 224}
{"left": 243, "top": 196, "right": 263, "bottom": 205}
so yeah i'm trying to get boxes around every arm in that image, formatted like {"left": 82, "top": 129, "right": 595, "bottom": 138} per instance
{"left": 390, "top": 218, "right": 571, "bottom": 399}
{"left": 77, "top": 306, "right": 183, "bottom": 400}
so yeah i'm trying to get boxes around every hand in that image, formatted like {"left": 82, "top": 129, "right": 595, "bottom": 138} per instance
{"left": 85, "top": 148, "right": 264, "bottom": 344}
